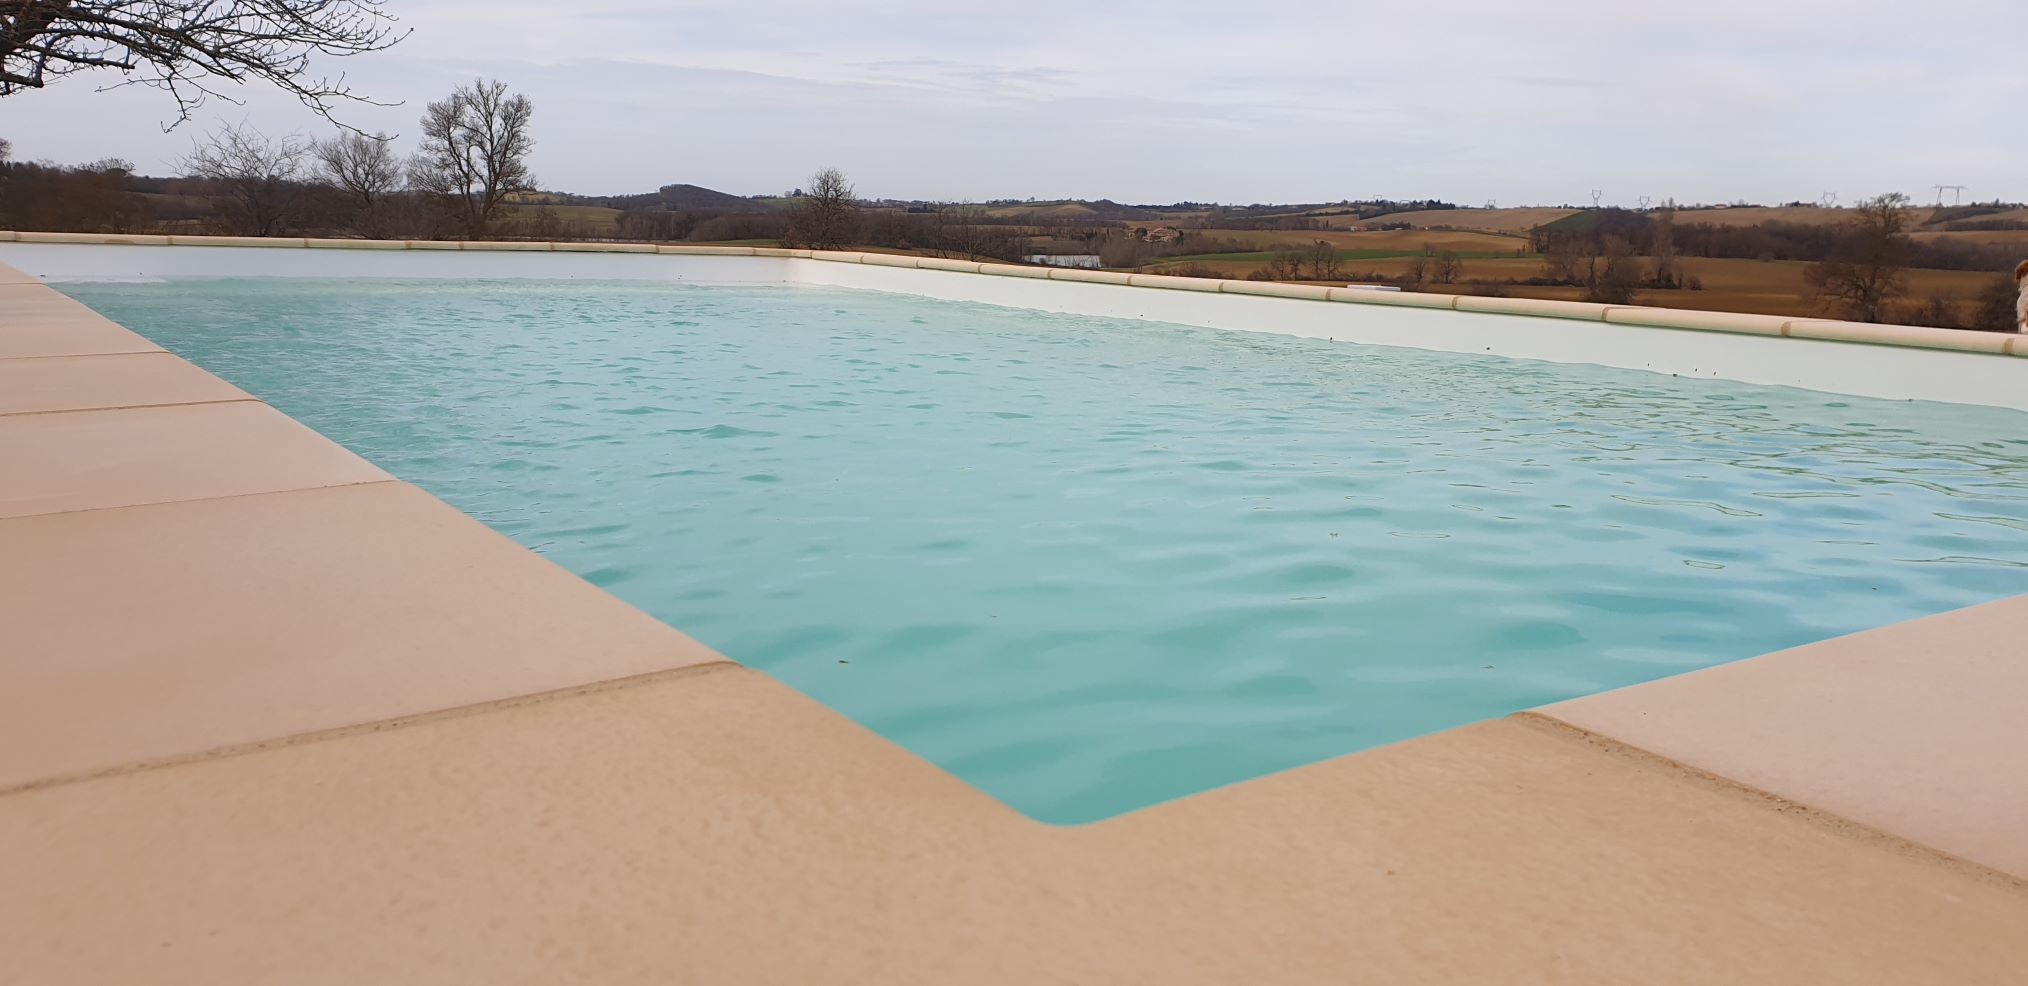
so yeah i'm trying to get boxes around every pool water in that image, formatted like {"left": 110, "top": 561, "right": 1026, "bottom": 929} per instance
{"left": 63, "top": 278, "right": 2028, "bottom": 823}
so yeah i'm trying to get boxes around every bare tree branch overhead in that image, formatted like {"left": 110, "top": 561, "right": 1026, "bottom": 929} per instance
{"left": 0, "top": 0, "right": 409, "bottom": 128}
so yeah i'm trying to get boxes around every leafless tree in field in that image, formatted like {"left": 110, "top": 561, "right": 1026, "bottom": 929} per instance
{"left": 1401, "top": 255, "right": 1429, "bottom": 290}
{"left": 1539, "top": 232, "right": 1581, "bottom": 284}
{"left": 785, "top": 167, "right": 857, "bottom": 250}
{"left": 409, "top": 79, "right": 534, "bottom": 240}
{"left": 1649, "top": 198, "right": 1679, "bottom": 287}
{"left": 1907, "top": 292, "right": 1963, "bottom": 330}
{"left": 1307, "top": 240, "right": 1341, "bottom": 280}
{"left": 1247, "top": 249, "right": 1305, "bottom": 281}
{"left": 1804, "top": 192, "right": 1912, "bottom": 323}
{"left": 312, "top": 130, "right": 400, "bottom": 236}
{"left": 0, "top": 155, "right": 154, "bottom": 232}
{"left": 1431, "top": 250, "right": 1462, "bottom": 284}
{"left": 1971, "top": 275, "right": 2022, "bottom": 333}
{"left": 1403, "top": 254, "right": 1435, "bottom": 288}
{"left": 1097, "top": 234, "right": 1151, "bottom": 268}
{"left": 180, "top": 121, "right": 308, "bottom": 236}
{"left": 930, "top": 204, "right": 1024, "bottom": 262}
{"left": 1, "top": 0, "right": 408, "bottom": 128}
{"left": 1582, "top": 234, "right": 1641, "bottom": 304}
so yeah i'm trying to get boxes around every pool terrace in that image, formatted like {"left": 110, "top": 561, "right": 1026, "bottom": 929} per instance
{"left": 3, "top": 233, "right": 2026, "bottom": 984}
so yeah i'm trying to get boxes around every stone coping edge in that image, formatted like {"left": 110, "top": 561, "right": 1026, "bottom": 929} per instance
{"left": 2, "top": 230, "right": 2018, "bottom": 358}
{"left": 10, "top": 253, "right": 2028, "bottom": 918}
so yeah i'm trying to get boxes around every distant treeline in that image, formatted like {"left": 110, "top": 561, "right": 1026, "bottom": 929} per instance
{"left": 1530, "top": 209, "right": 2022, "bottom": 273}
{"left": 0, "top": 153, "right": 1022, "bottom": 262}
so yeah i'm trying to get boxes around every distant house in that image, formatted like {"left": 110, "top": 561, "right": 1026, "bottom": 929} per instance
{"left": 1146, "top": 226, "right": 1182, "bottom": 243}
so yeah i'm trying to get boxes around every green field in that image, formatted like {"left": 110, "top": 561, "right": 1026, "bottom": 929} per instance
{"left": 1158, "top": 248, "right": 1538, "bottom": 265}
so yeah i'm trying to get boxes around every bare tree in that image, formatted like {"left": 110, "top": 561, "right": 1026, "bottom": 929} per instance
{"left": 1649, "top": 199, "right": 1679, "bottom": 287}
{"left": 1906, "top": 292, "right": 1962, "bottom": 329}
{"left": 1, "top": 1, "right": 407, "bottom": 128}
{"left": 1306, "top": 240, "right": 1341, "bottom": 280}
{"left": 0, "top": 155, "right": 153, "bottom": 232}
{"left": 1804, "top": 192, "right": 1912, "bottom": 323}
{"left": 311, "top": 130, "right": 400, "bottom": 236}
{"left": 1103, "top": 236, "right": 1151, "bottom": 269}
{"left": 1096, "top": 233, "right": 1151, "bottom": 268}
{"left": 1246, "top": 249, "right": 1306, "bottom": 281}
{"left": 1431, "top": 250, "right": 1462, "bottom": 284}
{"left": 409, "top": 78, "right": 534, "bottom": 240}
{"left": 1582, "top": 235, "right": 1641, "bottom": 304}
{"left": 181, "top": 121, "right": 307, "bottom": 236}
{"left": 1401, "top": 255, "right": 1429, "bottom": 290}
{"left": 784, "top": 167, "right": 857, "bottom": 250}
{"left": 931, "top": 204, "right": 1023, "bottom": 262}
{"left": 1970, "top": 275, "right": 2022, "bottom": 333}
{"left": 1539, "top": 232, "right": 1581, "bottom": 284}
{"left": 520, "top": 203, "right": 563, "bottom": 241}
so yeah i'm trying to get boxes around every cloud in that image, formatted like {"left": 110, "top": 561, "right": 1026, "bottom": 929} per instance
{"left": 5, "top": 0, "right": 2023, "bottom": 204}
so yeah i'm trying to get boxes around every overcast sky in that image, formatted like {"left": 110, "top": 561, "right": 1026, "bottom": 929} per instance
{"left": 6, "top": 0, "right": 2023, "bottom": 206}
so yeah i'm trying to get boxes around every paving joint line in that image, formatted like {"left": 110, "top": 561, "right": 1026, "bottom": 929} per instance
{"left": 1508, "top": 710, "right": 2028, "bottom": 894}
{"left": 0, "top": 660, "right": 744, "bottom": 798}
{"left": 0, "top": 396, "right": 257, "bottom": 419}
{"left": 0, "top": 476, "right": 401, "bottom": 524}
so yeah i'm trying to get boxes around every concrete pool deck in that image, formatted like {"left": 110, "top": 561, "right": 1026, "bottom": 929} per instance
{"left": 3, "top": 242, "right": 2027, "bottom": 983}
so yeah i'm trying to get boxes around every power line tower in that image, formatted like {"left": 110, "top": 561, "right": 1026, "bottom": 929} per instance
{"left": 1819, "top": 191, "right": 1838, "bottom": 208}
{"left": 1935, "top": 184, "right": 1967, "bottom": 206}
{"left": 1637, "top": 195, "right": 1652, "bottom": 210}
{"left": 1590, "top": 189, "right": 1603, "bottom": 209}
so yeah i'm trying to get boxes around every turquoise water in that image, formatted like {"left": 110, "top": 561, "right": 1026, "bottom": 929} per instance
{"left": 63, "top": 278, "right": 2028, "bottom": 823}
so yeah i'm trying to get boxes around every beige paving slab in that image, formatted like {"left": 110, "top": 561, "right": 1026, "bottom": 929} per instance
{"left": 0, "top": 262, "right": 34, "bottom": 284}
{"left": 0, "top": 667, "right": 1042, "bottom": 986}
{"left": 1081, "top": 716, "right": 2028, "bottom": 985}
{"left": 0, "top": 481, "right": 731, "bottom": 789}
{"left": 1537, "top": 591, "right": 2028, "bottom": 880}
{"left": 0, "top": 351, "right": 252, "bottom": 416}
{"left": 0, "top": 284, "right": 164, "bottom": 358}
{"left": 0, "top": 400, "right": 388, "bottom": 519}
{"left": 2, "top": 675, "right": 2020, "bottom": 986}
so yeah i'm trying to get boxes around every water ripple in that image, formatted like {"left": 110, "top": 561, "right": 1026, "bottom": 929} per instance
{"left": 64, "top": 276, "right": 2028, "bottom": 825}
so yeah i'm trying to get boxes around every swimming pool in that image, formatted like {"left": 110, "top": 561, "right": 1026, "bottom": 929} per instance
{"left": 61, "top": 277, "right": 2028, "bottom": 822}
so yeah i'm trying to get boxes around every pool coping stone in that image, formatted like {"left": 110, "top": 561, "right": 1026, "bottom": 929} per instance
{"left": 2, "top": 254, "right": 2025, "bottom": 981}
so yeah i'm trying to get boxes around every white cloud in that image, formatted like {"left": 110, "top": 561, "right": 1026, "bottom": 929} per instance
{"left": 7, "top": 0, "right": 2023, "bottom": 204}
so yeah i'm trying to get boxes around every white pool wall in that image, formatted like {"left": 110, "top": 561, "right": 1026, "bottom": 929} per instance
{"left": 792, "top": 259, "right": 2028, "bottom": 410}
{"left": 3, "top": 236, "right": 2023, "bottom": 411}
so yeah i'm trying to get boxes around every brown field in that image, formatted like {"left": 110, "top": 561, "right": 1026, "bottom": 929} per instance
{"left": 1173, "top": 227, "right": 1531, "bottom": 253}
{"left": 1668, "top": 205, "right": 1938, "bottom": 228}
{"left": 135, "top": 191, "right": 219, "bottom": 213}
{"left": 1146, "top": 254, "right": 2009, "bottom": 321}
{"left": 985, "top": 202, "right": 1100, "bottom": 219}
{"left": 1913, "top": 228, "right": 2028, "bottom": 247}
{"left": 503, "top": 203, "right": 621, "bottom": 222}
{"left": 1355, "top": 207, "right": 1579, "bottom": 232}
{"left": 500, "top": 202, "right": 622, "bottom": 234}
